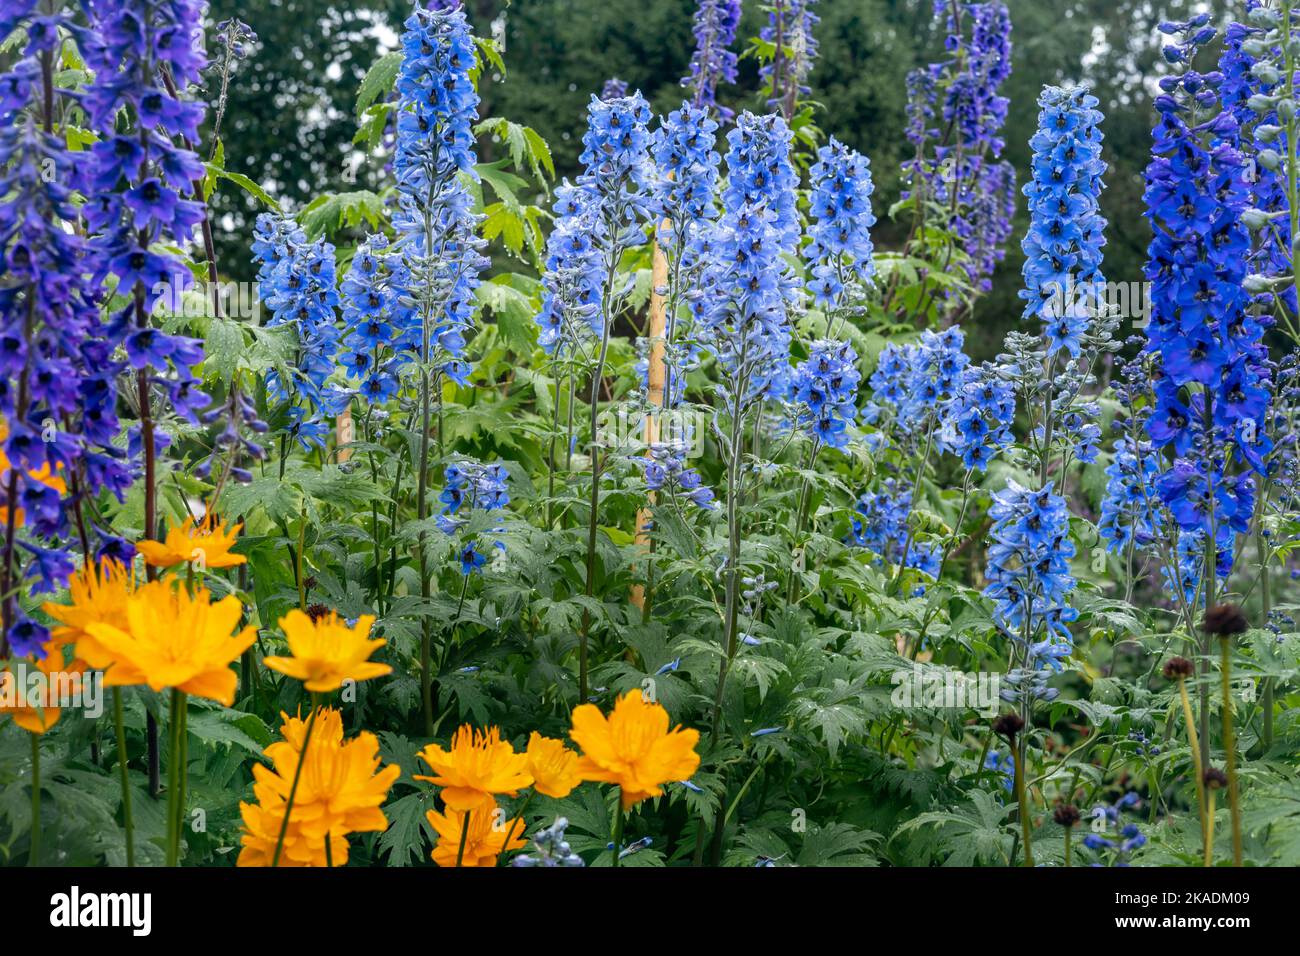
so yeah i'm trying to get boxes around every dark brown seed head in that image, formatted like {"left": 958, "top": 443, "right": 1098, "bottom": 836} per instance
{"left": 993, "top": 712, "right": 1024, "bottom": 741}
{"left": 1053, "top": 803, "right": 1081, "bottom": 828}
{"left": 1163, "top": 656, "right": 1195, "bottom": 680}
{"left": 1203, "top": 603, "right": 1248, "bottom": 637}
{"left": 1203, "top": 767, "right": 1228, "bottom": 790}
{"left": 305, "top": 602, "right": 331, "bottom": 622}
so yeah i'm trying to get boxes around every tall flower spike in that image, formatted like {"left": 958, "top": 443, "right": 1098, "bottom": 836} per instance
{"left": 695, "top": 112, "right": 800, "bottom": 404}
{"left": 805, "top": 137, "right": 877, "bottom": 309}
{"left": 391, "top": 3, "right": 489, "bottom": 389}
{"left": 79, "top": 0, "right": 212, "bottom": 417}
{"left": 760, "top": 0, "right": 820, "bottom": 114}
{"left": 0, "top": 6, "right": 141, "bottom": 631}
{"left": 984, "top": 480, "right": 1077, "bottom": 686}
{"left": 1020, "top": 86, "right": 1108, "bottom": 358}
{"left": 1142, "top": 18, "right": 1260, "bottom": 573}
{"left": 251, "top": 213, "right": 344, "bottom": 449}
{"left": 683, "top": 0, "right": 742, "bottom": 119}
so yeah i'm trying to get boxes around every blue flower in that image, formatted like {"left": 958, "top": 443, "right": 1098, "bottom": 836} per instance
{"left": 984, "top": 481, "right": 1077, "bottom": 668}
{"left": 788, "top": 339, "right": 860, "bottom": 450}
{"left": 1020, "top": 86, "right": 1107, "bottom": 357}
{"left": 682, "top": 0, "right": 742, "bottom": 118}
{"left": 804, "top": 138, "right": 877, "bottom": 309}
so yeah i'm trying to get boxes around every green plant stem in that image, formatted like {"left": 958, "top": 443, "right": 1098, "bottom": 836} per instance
{"left": 1204, "top": 789, "right": 1217, "bottom": 868}
{"left": 455, "top": 810, "right": 471, "bottom": 867}
{"left": 271, "top": 695, "right": 321, "bottom": 867}
{"left": 1063, "top": 826, "right": 1072, "bottom": 868}
{"left": 1220, "top": 639, "right": 1242, "bottom": 867}
{"left": 611, "top": 791, "right": 625, "bottom": 868}
{"left": 165, "top": 689, "right": 188, "bottom": 866}
{"left": 1258, "top": 532, "right": 1274, "bottom": 751}
{"left": 113, "top": 688, "right": 135, "bottom": 867}
{"left": 1177, "top": 679, "right": 1207, "bottom": 858}
{"left": 1012, "top": 740, "right": 1033, "bottom": 867}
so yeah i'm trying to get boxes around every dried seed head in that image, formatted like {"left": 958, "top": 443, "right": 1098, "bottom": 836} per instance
{"left": 1203, "top": 767, "right": 1228, "bottom": 790}
{"left": 993, "top": 712, "right": 1024, "bottom": 740}
{"left": 1162, "top": 656, "right": 1195, "bottom": 680}
{"left": 1053, "top": 803, "right": 1081, "bottom": 827}
{"left": 305, "top": 602, "right": 331, "bottom": 622}
{"left": 1203, "top": 603, "right": 1248, "bottom": 637}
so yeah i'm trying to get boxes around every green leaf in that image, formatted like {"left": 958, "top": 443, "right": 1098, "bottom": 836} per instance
{"left": 356, "top": 51, "right": 402, "bottom": 117}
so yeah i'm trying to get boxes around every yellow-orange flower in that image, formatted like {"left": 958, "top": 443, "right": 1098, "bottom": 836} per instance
{"left": 42, "top": 558, "right": 137, "bottom": 669}
{"left": 0, "top": 642, "right": 87, "bottom": 735}
{"left": 263, "top": 609, "right": 390, "bottom": 692}
{"left": 525, "top": 731, "right": 583, "bottom": 799}
{"left": 570, "top": 689, "right": 701, "bottom": 809}
{"left": 415, "top": 724, "right": 532, "bottom": 812}
{"left": 136, "top": 512, "right": 246, "bottom": 569}
{"left": 238, "top": 707, "right": 400, "bottom": 867}
{"left": 85, "top": 577, "right": 256, "bottom": 705}
{"left": 426, "top": 799, "right": 526, "bottom": 867}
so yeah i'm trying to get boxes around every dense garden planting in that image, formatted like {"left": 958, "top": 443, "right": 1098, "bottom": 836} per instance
{"left": 1, "top": 0, "right": 1299, "bottom": 871}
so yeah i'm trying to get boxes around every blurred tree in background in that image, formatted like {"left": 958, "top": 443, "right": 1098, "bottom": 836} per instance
{"left": 211, "top": 0, "right": 1195, "bottom": 355}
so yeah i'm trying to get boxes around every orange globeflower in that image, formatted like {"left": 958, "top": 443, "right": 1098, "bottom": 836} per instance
{"left": 85, "top": 577, "right": 256, "bottom": 706}
{"left": 415, "top": 725, "right": 533, "bottom": 812}
{"left": 525, "top": 732, "right": 583, "bottom": 799}
{"left": 136, "top": 512, "right": 246, "bottom": 569}
{"left": 426, "top": 800, "right": 526, "bottom": 867}
{"left": 570, "top": 690, "right": 701, "bottom": 809}
{"left": 0, "top": 642, "right": 87, "bottom": 735}
{"left": 42, "top": 558, "right": 137, "bottom": 669}
{"left": 238, "top": 708, "right": 399, "bottom": 867}
{"left": 263, "top": 609, "right": 390, "bottom": 692}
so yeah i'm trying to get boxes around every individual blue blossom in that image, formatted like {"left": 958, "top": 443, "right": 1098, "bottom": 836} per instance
{"left": 804, "top": 138, "right": 876, "bottom": 309}
{"left": 682, "top": 0, "right": 741, "bottom": 119}
{"left": 788, "top": 339, "right": 859, "bottom": 450}
{"left": 1019, "top": 86, "right": 1108, "bottom": 357}
{"left": 7, "top": 614, "right": 49, "bottom": 659}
